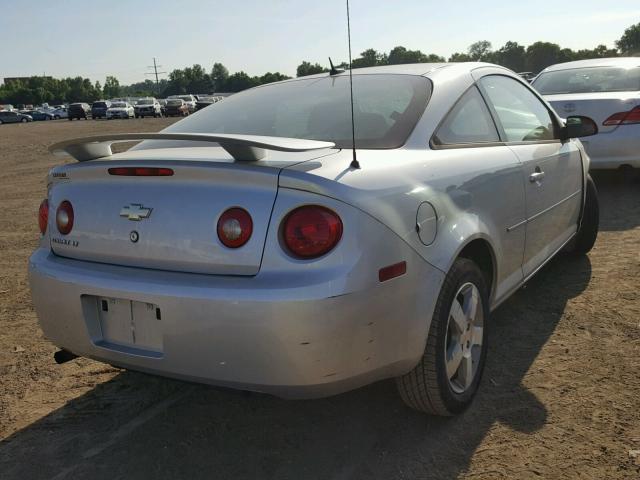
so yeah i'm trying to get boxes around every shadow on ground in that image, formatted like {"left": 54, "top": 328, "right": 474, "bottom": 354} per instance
{"left": 591, "top": 169, "right": 640, "bottom": 231}
{"left": 2, "top": 170, "right": 637, "bottom": 480}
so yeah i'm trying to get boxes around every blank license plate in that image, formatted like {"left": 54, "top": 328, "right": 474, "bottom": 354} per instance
{"left": 96, "top": 297, "right": 163, "bottom": 352}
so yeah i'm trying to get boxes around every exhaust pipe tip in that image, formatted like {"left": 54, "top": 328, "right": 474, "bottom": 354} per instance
{"left": 54, "top": 349, "right": 78, "bottom": 364}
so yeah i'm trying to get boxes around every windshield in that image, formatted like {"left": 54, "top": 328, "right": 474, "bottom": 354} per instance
{"left": 111, "top": 103, "right": 127, "bottom": 108}
{"left": 164, "top": 74, "right": 431, "bottom": 149}
{"left": 533, "top": 66, "right": 640, "bottom": 94}
{"left": 178, "top": 96, "right": 193, "bottom": 102}
{"left": 138, "top": 99, "right": 154, "bottom": 105}
{"left": 93, "top": 102, "right": 107, "bottom": 108}
{"left": 167, "top": 99, "right": 183, "bottom": 106}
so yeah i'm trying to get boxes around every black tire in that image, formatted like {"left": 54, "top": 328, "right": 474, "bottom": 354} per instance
{"left": 396, "top": 258, "right": 489, "bottom": 415}
{"left": 21, "top": 118, "right": 28, "bottom": 123}
{"left": 567, "top": 174, "right": 599, "bottom": 255}
{"left": 54, "top": 115, "right": 60, "bottom": 120}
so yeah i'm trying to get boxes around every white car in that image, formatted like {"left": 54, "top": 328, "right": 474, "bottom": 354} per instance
{"left": 106, "top": 102, "right": 135, "bottom": 120}
{"left": 533, "top": 57, "right": 640, "bottom": 169}
{"left": 134, "top": 98, "right": 162, "bottom": 118}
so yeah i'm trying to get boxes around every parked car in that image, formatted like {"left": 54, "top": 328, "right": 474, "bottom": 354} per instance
{"left": 168, "top": 94, "right": 196, "bottom": 112}
{"left": 31, "top": 62, "right": 599, "bottom": 415}
{"left": 517, "top": 71, "right": 535, "bottom": 83}
{"left": 195, "top": 95, "right": 223, "bottom": 111}
{"left": 106, "top": 102, "right": 134, "bottom": 119}
{"left": 134, "top": 98, "right": 162, "bottom": 118}
{"left": 68, "top": 103, "right": 91, "bottom": 120}
{"left": 0, "top": 110, "right": 32, "bottom": 124}
{"left": 91, "top": 101, "right": 111, "bottom": 119}
{"left": 532, "top": 57, "right": 640, "bottom": 170}
{"left": 164, "top": 98, "right": 189, "bottom": 116}
{"left": 23, "top": 110, "right": 56, "bottom": 121}
{"left": 51, "top": 107, "right": 68, "bottom": 119}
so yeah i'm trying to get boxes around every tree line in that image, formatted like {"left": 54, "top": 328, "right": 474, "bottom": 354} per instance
{"left": 2, "top": 22, "right": 638, "bottom": 106}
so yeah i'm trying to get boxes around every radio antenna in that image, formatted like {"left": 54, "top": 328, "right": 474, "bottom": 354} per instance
{"left": 346, "top": 0, "right": 360, "bottom": 169}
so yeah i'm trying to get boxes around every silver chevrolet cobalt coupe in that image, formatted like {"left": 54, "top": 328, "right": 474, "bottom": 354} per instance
{"left": 29, "top": 63, "right": 599, "bottom": 415}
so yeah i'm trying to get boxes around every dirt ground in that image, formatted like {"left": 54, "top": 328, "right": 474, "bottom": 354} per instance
{"left": 0, "top": 119, "right": 638, "bottom": 479}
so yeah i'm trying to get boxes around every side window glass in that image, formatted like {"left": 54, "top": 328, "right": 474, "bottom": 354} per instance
{"left": 480, "top": 75, "right": 556, "bottom": 142}
{"left": 432, "top": 87, "right": 499, "bottom": 145}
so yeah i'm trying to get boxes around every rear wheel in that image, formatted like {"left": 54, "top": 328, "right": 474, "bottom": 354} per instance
{"left": 21, "top": 118, "right": 27, "bottom": 123}
{"left": 396, "top": 258, "right": 489, "bottom": 415}
{"left": 566, "top": 174, "right": 599, "bottom": 255}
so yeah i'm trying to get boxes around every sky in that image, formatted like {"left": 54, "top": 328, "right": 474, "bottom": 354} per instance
{"left": 2, "top": 0, "right": 639, "bottom": 84}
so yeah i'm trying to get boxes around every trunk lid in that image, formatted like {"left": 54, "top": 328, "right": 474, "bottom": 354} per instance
{"left": 544, "top": 91, "right": 640, "bottom": 133}
{"left": 48, "top": 146, "right": 337, "bottom": 275}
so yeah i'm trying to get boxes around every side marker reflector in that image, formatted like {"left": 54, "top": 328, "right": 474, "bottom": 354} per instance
{"left": 379, "top": 261, "right": 407, "bottom": 282}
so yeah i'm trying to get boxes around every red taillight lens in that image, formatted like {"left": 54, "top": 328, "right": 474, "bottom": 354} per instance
{"left": 108, "top": 167, "right": 174, "bottom": 176}
{"left": 603, "top": 106, "right": 640, "bottom": 126}
{"left": 282, "top": 206, "right": 343, "bottom": 259}
{"left": 56, "top": 200, "right": 74, "bottom": 235}
{"left": 217, "top": 207, "right": 253, "bottom": 248}
{"left": 38, "top": 199, "right": 49, "bottom": 235}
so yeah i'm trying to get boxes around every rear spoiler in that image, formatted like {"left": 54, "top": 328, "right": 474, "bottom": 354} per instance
{"left": 49, "top": 133, "right": 335, "bottom": 162}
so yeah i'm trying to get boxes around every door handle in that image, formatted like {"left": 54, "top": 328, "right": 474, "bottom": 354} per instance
{"left": 529, "top": 170, "right": 545, "bottom": 183}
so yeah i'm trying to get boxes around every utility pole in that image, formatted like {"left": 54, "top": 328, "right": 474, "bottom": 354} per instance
{"left": 145, "top": 58, "right": 166, "bottom": 95}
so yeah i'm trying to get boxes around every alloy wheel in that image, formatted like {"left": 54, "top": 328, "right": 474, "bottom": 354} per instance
{"left": 444, "top": 282, "right": 484, "bottom": 394}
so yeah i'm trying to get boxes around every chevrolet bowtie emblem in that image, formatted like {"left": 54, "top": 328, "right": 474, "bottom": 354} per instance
{"left": 120, "top": 204, "right": 152, "bottom": 221}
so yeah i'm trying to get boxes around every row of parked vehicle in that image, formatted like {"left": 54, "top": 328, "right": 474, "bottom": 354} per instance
{"left": 67, "top": 94, "right": 226, "bottom": 120}
{"left": 0, "top": 94, "right": 226, "bottom": 124}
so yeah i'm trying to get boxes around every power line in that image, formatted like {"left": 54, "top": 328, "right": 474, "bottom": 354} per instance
{"left": 145, "top": 57, "right": 166, "bottom": 95}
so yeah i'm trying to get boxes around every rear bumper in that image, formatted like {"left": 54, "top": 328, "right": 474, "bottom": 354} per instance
{"left": 107, "top": 112, "right": 130, "bottom": 119}
{"left": 28, "top": 248, "right": 443, "bottom": 398}
{"left": 581, "top": 126, "right": 640, "bottom": 169}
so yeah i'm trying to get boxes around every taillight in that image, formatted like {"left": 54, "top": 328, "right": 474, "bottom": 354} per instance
{"left": 602, "top": 106, "right": 640, "bottom": 126}
{"left": 217, "top": 207, "right": 252, "bottom": 248}
{"left": 282, "top": 206, "right": 343, "bottom": 259}
{"left": 56, "top": 200, "right": 74, "bottom": 235}
{"left": 108, "top": 167, "right": 174, "bottom": 176}
{"left": 38, "top": 199, "right": 49, "bottom": 235}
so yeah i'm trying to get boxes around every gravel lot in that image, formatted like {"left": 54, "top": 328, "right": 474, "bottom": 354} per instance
{"left": 0, "top": 119, "right": 639, "bottom": 479}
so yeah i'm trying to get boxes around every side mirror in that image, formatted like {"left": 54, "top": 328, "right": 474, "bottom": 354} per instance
{"left": 563, "top": 115, "right": 598, "bottom": 139}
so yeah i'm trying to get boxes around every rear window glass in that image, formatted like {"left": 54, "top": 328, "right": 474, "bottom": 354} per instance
{"left": 93, "top": 102, "right": 108, "bottom": 108}
{"left": 167, "top": 99, "right": 183, "bottom": 106}
{"left": 159, "top": 74, "right": 431, "bottom": 149}
{"left": 533, "top": 67, "right": 640, "bottom": 94}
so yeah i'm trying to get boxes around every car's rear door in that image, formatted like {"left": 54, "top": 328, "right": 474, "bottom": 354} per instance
{"left": 476, "top": 72, "right": 583, "bottom": 278}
